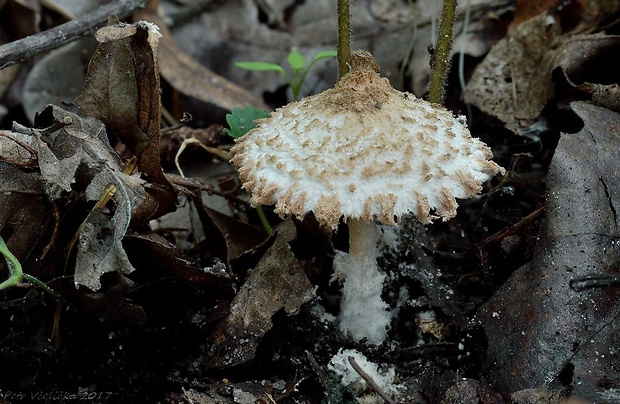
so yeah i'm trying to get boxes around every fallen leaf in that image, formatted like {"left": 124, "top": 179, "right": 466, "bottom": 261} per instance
{"left": 555, "top": 34, "right": 620, "bottom": 113}
{"left": 18, "top": 104, "right": 148, "bottom": 291}
{"left": 22, "top": 38, "right": 97, "bottom": 122}
{"left": 191, "top": 193, "right": 266, "bottom": 270}
{"left": 74, "top": 17, "right": 176, "bottom": 218}
{"left": 462, "top": 12, "right": 560, "bottom": 133}
{"left": 0, "top": 162, "right": 50, "bottom": 278}
{"left": 205, "top": 219, "right": 315, "bottom": 369}
{"left": 123, "top": 231, "right": 235, "bottom": 288}
{"left": 136, "top": 12, "right": 269, "bottom": 112}
{"left": 476, "top": 102, "right": 620, "bottom": 401}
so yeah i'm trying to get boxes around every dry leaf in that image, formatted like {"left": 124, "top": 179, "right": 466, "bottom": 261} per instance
{"left": 477, "top": 102, "right": 620, "bottom": 401}
{"left": 0, "top": 162, "right": 50, "bottom": 279}
{"left": 74, "top": 17, "right": 175, "bottom": 218}
{"left": 23, "top": 104, "right": 147, "bottom": 291}
{"left": 463, "top": 12, "right": 560, "bottom": 133}
{"left": 206, "top": 219, "right": 315, "bottom": 369}
{"left": 136, "top": 12, "right": 269, "bottom": 112}
{"left": 555, "top": 34, "right": 620, "bottom": 113}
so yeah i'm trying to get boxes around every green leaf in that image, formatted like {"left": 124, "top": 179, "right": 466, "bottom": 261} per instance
{"left": 312, "top": 50, "right": 337, "bottom": 62}
{"left": 287, "top": 49, "right": 306, "bottom": 70}
{"left": 223, "top": 106, "right": 270, "bottom": 138}
{"left": 235, "top": 62, "right": 284, "bottom": 73}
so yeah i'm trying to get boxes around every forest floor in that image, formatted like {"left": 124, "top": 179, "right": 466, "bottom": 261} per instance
{"left": 1, "top": 0, "right": 619, "bottom": 403}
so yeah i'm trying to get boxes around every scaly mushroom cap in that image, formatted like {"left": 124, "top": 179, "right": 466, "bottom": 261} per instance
{"left": 230, "top": 51, "right": 504, "bottom": 230}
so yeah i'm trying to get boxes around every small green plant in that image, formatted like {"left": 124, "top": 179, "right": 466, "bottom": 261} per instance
{"left": 0, "top": 235, "right": 59, "bottom": 299}
{"left": 226, "top": 49, "right": 335, "bottom": 236}
{"left": 223, "top": 106, "right": 270, "bottom": 138}
{"left": 236, "top": 48, "right": 337, "bottom": 101}
{"left": 224, "top": 106, "right": 274, "bottom": 236}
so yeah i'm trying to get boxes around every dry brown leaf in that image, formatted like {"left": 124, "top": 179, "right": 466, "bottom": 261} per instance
{"left": 137, "top": 11, "right": 268, "bottom": 112}
{"left": 3, "top": 0, "right": 40, "bottom": 38}
{"left": 477, "top": 102, "right": 620, "bottom": 401}
{"left": 205, "top": 219, "right": 315, "bottom": 370}
{"left": 463, "top": 12, "right": 561, "bottom": 134}
{"left": 0, "top": 162, "right": 50, "bottom": 279}
{"left": 74, "top": 17, "right": 176, "bottom": 218}
{"left": 555, "top": 34, "right": 620, "bottom": 113}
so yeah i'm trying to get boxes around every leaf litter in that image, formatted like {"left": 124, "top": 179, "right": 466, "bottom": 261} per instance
{"left": 0, "top": 0, "right": 620, "bottom": 402}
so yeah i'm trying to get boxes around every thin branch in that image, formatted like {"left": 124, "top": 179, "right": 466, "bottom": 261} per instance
{"left": 0, "top": 0, "right": 151, "bottom": 69}
{"left": 347, "top": 356, "right": 397, "bottom": 404}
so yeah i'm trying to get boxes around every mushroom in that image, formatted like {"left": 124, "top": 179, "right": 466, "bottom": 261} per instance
{"left": 230, "top": 50, "right": 504, "bottom": 345}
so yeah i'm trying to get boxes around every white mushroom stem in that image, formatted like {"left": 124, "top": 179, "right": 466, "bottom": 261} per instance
{"left": 337, "top": 218, "right": 391, "bottom": 345}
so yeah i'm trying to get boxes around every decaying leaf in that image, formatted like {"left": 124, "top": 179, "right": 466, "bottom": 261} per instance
{"left": 9, "top": 104, "right": 148, "bottom": 291}
{"left": 206, "top": 219, "right": 316, "bottom": 369}
{"left": 462, "top": 12, "right": 560, "bottom": 133}
{"left": 0, "top": 162, "right": 50, "bottom": 278}
{"left": 191, "top": 193, "right": 266, "bottom": 270}
{"left": 476, "top": 102, "right": 620, "bottom": 401}
{"left": 463, "top": 7, "right": 620, "bottom": 135}
{"left": 74, "top": 17, "right": 176, "bottom": 218}
{"left": 123, "top": 232, "right": 234, "bottom": 288}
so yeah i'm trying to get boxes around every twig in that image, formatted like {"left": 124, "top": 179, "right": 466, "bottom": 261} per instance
{"left": 40, "top": 202, "right": 60, "bottom": 261}
{"left": 165, "top": 173, "right": 249, "bottom": 205}
{"left": 306, "top": 351, "right": 328, "bottom": 390}
{"left": 347, "top": 356, "right": 397, "bottom": 404}
{"left": 0, "top": 0, "right": 151, "bottom": 69}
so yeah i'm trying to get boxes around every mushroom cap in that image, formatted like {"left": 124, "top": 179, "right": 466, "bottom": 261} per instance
{"left": 230, "top": 51, "right": 504, "bottom": 230}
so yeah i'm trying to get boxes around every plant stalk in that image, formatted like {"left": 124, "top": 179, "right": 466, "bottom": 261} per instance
{"left": 337, "top": 0, "right": 351, "bottom": 78}
{"left": 428, "top": 0, "right": 458, "bottom": 104}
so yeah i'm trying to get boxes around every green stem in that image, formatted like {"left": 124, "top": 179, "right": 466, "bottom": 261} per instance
{"left": 292, "top": 68, "right": 301, "bottom": 101}
{"left": 23, "top": 274, "right": 63, "bottom": 301}
{"left": 0, "top": 235, "right": 22, "bottom": 290}
{"left": 337, "top": 0, "right": 351, "bottom": 78}
{"left": 256, "top": 205, "right": 274, "bottom": 236}
{"left": 0, "top": 235, "right": 61, "bottom": 300}
{"left": 428, "top": 0, "right": 458, "bottom": 105}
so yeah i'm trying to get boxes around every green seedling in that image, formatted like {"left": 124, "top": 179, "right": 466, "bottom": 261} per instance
{"left": 223, "top": 106, "right": 270, "bottom": 139}
{"left": 0, "top": 235, "right": 59, "bottom": 299}
{"left": 224, "top": 106, "right": 273, "bottom": 236}
{"left": 228, "top": 49, "right": 335, "bottom": 236}
{"left": 236, "top": 48, "right": 337, "bottom": 101}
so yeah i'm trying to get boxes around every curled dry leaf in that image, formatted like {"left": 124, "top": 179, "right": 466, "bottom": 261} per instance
{"left": 74, "top": 17, "right": 176, "bottom": 218}
{"left": 555, "top": 34, "right": 620, "bottom": 113}
{"left": 477, "top": 102, "right": 620, "bottom": 401}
